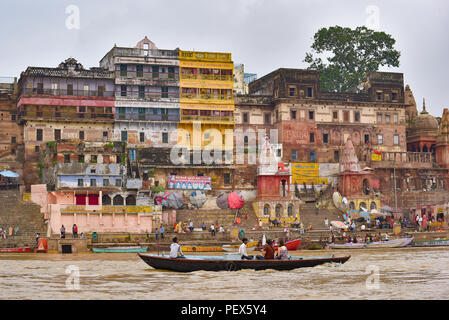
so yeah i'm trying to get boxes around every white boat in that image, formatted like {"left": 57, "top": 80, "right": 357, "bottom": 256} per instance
{"left": 329, "top": 237, "right": 414, "bottom": 249}
{"left": 328, "top": 243, "right": 366, "bottom": 249}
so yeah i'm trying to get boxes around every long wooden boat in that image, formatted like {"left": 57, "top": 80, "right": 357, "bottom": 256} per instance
{"left": 138, "top": 253, "right": 351, "bottom": 272}
{"left": 181, "top": 245, "right": 224, "bottom": 252}
{"left": 0, "top": 247, "right": 32, "bottom": 253}
{"left": 410, "top": 239, "right": 449, "bottom": 247}
{"left": 93, "top": 246, "right": 148, "bottom": 253}
{"left": 329, "top": 237, "right": 413, "bottom": 249}
{"left": 222, "top": 240, "right": 258, "bottom": 252}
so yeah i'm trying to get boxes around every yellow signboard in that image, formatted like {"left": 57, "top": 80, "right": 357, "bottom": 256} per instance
{"left": 292, "top": 163, "right": 324, "bottom": 184}
{"left": 371, "top": 153, "right": 382, "bottom": 161}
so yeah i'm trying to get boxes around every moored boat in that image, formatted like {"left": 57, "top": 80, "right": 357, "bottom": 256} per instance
{"left": 328, "top": 243, "right": 366, "bottom": 249}
{"left": 410, "top": 239, "right": 449, "bottom": 247}
{"left": 222, "top": 240, "right": 258, "bottom": 252}
{"left": 273, "top": 239, "right": 302, "bottom": 251}
{"left": 329, "top": 237, "right": 413, "bottom": 249}
{"left": 93, "top": 246, "right": 148, "bottom": 253}
{"left": 138, "top": 253, "right": 351, "bottom": 272}
{"left": 0, "top": 247, "right": 32, "bottom": 253}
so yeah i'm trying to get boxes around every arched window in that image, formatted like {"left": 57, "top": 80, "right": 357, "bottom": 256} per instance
{"left": 275, "top": 204, "right": 282, "bottom": 217}
{"left": 363, "top": 179, "right": 370, "bottom": 195}
{"left": 126, "top": 195, "right": 136, "bottom": 205}
{"left": 349, "top": 201, "right": 355, "bottom": 209}
{"left": 423, "top": 145, "right": 428, "bottom": 152}
{"left": 359, "top": 202, "right": 367, "bottom": 211}
{"left": 280, "top": 179, "right": 287, "bottom": 197}
{"left": 113, "top": 195, "right": 124, "bottom": 206}
{"left": 370, "top": 202, "right": 377, "bottom": 210}
{"left": 287, "top": 204, "right": 293, "bottom": 217}
{"left": 102, "top": 194, "right": 111, "bottom": 205}
{"left": 263, "top": 204, "right": 270, "bottom": 216}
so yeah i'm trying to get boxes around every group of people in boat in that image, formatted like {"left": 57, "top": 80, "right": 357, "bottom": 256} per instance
{"left": 327, "top": 231, "right": 389, "bottom": 244}
{"left": 239, "top": 237, "right": 288, "bottom": 260}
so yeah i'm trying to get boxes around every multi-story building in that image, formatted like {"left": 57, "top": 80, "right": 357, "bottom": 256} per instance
{"left": 178, "top": 50, "right": 234, "bottom": 151}
{"left": 0, "top": 77, "right": 23, "bottom": 180}
{"left": 99, "top": 37, "right": 180, "bottom": 150}
{"left": 17, "top": 58, "right": 115, "bottom": 188}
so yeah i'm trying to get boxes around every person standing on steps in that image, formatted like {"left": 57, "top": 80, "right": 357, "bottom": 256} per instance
{"left": 60, "top": 225, "right": 66, "bottom": 239}
{"left": 315, "top": 202, "right": 320, "bottom": 216}
{"left": 72, "top": 224, "right": 78, "bottom": 238}
{"left": 160, "top": 225, "right": 165, "bottom": 239}
{"left": 155, "top": 228, "right": 159, "bottom": 241}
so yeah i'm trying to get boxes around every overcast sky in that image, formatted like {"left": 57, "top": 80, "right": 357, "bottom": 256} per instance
{"left": 0, "top": 0, "right": 447, "bottom": 116}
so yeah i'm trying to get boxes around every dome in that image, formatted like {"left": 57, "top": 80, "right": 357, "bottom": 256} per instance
{"left": 409, "top": 99, "right": 439, "bottom": 137}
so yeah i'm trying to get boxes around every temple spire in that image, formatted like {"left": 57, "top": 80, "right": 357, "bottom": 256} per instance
{"left": 422, "top": 98, "right": 428, "bottom": 114}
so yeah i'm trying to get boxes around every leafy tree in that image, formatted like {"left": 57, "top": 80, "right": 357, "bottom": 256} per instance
{"left": 304, "top": 26, "right": 400, "bottom": 93}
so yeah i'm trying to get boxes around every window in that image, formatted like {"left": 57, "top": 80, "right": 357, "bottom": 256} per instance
{"left": 11, "top": 136, "right": 16, "bottom": 144}
{"left": 308, "top": 111, "right": 314, "bottom": 120}
{"left": 289, "top": 87, "right": 296, "bottom": 97}
{"left": 264, "top": 113, "right": 271, "bottom": 124}
{"left": 121, "top": 131, "right": 128, "bottom": 142}
{"left": 310, "top": 150, "right": 316, "bottom": 162}
{"left": 161, "top": 87, "right": 168, "bottom": 98}
{"left": 277, "top": 149, "right": 281, "bottom": 157}
{"left": 120, "top": 85, "right": 127, "bottom": 97}
{"left": 376, "top": 91, "right": 382, "bottom": 101}
{"left": 90, "top": 167, "right": 96, "bottom": 174}
{"left": 136, "top": 65, "right": 143, "bottom": 77}
{"left": 243, "top": 112, "right": 249, "bottom": 123}
{"left": 64, "top": 154, "right": 70, "bottom": 163}
{"left": 224, "top": 173, "right": 231, "bottom": 185}
{"left": 36, "top": 129, "right": 43, "bottom": 141}
{"left": 309, "top": 132, "right": 315, "bottom": 143}
{"left": 307, "top": 87, "right": 313, "bottom": 97}
{"left": 91, "top": 155, "right": 97, "bottom": 163}
{"left": 364, "top": 134, "right": 370, "bottom": 144}
{"left": 292, "top": 150, "right": 298, "bottom": 161}
{"left": 79, "top": 131, "right": 84, "bottom": 140}
{"left": 393, "top": 114, "right": 398, "bottom": 124}
{"left": 333, "top": 111, "right": 338, "bottom": 120}
{"left": 291, "top": 110, "right": 296, "bottom": 120}
{"left": 385, "top": 114, "right": 390, "bottom": 124}
{"left": 77, "top": 179, "right": 83, "bottom": 187}
{"left": 90, "top": 179, "right": 96, "bottom": 187}
{"left": 392, "top": 92, "right": 398, "bottom": 101}
{"left": 83, "top": 85, "right": 89, "bottom": 95}
{"left": 103, "top": 179, "right": 109, "bottom": 187}
{"left": 162, "top": 132, "right": 168, "bottom": 143}
{"left": 103, "top": 131, "right": 108, "bottom": 141}
{"left": 334, "top": 150, "right": 339, "bottom": 162}
{"left": 138, "top": 86, "right": 145, "bottom": 98}
{"left": 377, "top": 134, "right": 383, "bottom": 145}
{"left": 139, "top": 132, "right": 145, "bottom": 143}
{"left": 377, "top": 113, "right": 382, "bottom": 123}
{"left": 120, "top": 64, "right": 127, "bottom": 76}
{"left": 11, "top": 114, "right": 16, "bottom": 121}
{"left": 78, "top": 155, "right": 84, "bottom": 163}
{"left": 197, "top": 172, "right": 204, "bottom": 177}
{"left": 323, "top": 133, "right": 329, "bottom": 144}
{"left": 394, "top": 134, "right": 399, "bottom": 145}
{"left": 35, "top": 146, "right": 40, "bottom": 153}
{"left": 354, "top": 111, "right": 360, "bottom": 122}
{"left": 97, "top": 85, "right": 105, "bottom": 97}
{"left": 343, "top": 111, "right": 350, "bottom": 122}
{"left": 54, "top": 129, "right": 61, "bottom": 141}
{"left": 67, "top": 84, "right": 73, "bottom": 96}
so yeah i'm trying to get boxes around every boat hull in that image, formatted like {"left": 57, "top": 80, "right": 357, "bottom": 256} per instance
{"left": 410, "top": 239, "right": 449, "bottom": 247}
{"left": 0, "top": 247, "right": 31, "bottom": 253}
{"left": 138, "top": 254, "right": 351, "bottom": 272}
{"left": 93, "top": 247, "right": 148, "bottom": 253}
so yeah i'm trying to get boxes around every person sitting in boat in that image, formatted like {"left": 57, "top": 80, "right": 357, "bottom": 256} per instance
{"left": 239, "top": 238, "right": 254, "bottom": 260}
{"left": 169, "top": 237, "right": 185, "bottom": 259}
{"left": 275, "top": 239, "right": 288, "bottom": 260}
{"left": 256, "top": 239, "right": 275, "bottom": 260}
{"left": 352, "top": 236, "right": 358, "bottom": 243}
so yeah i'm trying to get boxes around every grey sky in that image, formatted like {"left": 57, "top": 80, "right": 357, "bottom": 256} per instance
{"left": 1, "top": 0, "right": 448, "bottom": 116}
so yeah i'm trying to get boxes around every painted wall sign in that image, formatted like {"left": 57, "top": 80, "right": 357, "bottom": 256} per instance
{"left": 167, "top": 175, "right": 212, "bottom": 190}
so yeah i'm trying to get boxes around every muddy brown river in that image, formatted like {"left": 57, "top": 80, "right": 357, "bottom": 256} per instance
{"left": 0, "top": 247, "right": 448, "bottom": 300}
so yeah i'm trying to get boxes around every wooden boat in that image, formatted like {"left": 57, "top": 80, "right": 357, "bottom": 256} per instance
{"left": 272, "top": 239, "right": 302, "bottom": 251}
{"left": 138, "top": 253, "right": 351, "bottom": 272}
{"left": 329, "top": 237, "right": 413, "bottom": 249}
{"left": 0, "top": 247, "right": 31, "bottom": 253}
{"left": 222, "top": 240, "right": 258, "bottom": 252}
{"left": 328, "top": 243, "right": 366, "bottom": 249}
{"left": 410, "top": 239, "right": 449, "bottom": 247}
{"left": 92, "top": 246, "right": 148, "bottom": 253}
{"left": 182, "top": 245, "right": 224, "bottom": 252}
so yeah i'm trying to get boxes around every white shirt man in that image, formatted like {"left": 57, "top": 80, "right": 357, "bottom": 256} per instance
{"left": 169, "top": 238, "right": 184, "bottom": 258}
{"left": 239, "top": 238, "right": 252, "bottom": 259}
{"left": 324, "top": 218, "right": 329, "bottom": 227}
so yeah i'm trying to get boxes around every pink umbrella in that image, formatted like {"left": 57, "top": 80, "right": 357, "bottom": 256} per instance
{"left": 228, "top": 192, "right": 244, "bottom": 209}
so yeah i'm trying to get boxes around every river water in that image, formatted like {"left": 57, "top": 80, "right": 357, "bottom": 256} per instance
{"left": 1, "top": 247, "right": 448, "bottom": 300}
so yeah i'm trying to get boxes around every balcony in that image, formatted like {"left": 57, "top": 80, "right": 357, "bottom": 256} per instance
{"left": 115, "top": 71, "right": 179, "bottom": 82}
{"left": 180, "top": 74, "right": 233, "bottom": 82}
{"left": 21, "top": 88, "right": 114, "bottom": 98}
{"left": 179, "top": 51, "right": 232, "bottom": 62}
{"left": 180, "top": 93, "right": 233, "bottom": 101}
{"left": 111, "top": 47, "right": 178, "bottom": 58}
{"left": 116, "top": 90, "right": 179, "bottom": 101}
{"left": 116, "top": 113, "right": 180, "bottom": 122}
{"left": 180, "top": 115, "right": 234, "bottom": 124}
{"left": 19, "top": 110, "right": 114, "bottom": 122}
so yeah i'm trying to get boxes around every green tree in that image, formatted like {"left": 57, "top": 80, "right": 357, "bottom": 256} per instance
{"left": 304, "top": 26, "right": 400, "bottom": 93}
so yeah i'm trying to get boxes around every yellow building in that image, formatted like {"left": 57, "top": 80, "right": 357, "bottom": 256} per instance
{"left": 178, "top": 50, "right": 234, "bottom": 151}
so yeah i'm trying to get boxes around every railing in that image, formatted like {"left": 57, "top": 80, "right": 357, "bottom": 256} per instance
{"left": 116, "top": 113, "right": 180, "bottom": 121}
{"left": 179, "top": 51, "right": 232, "bottom": 62}
{"left": 180, "top": 115, "right": 234, "bottom": 123}
{"left": 20, "top": 111, "right": 114, "bottom": 120}
{"left": 112, "top": 47, "right": 178, "bottom": 58}
{"left": 117, "top": 90, "right": 179, "bottom": 99}
{"left": 116, "top": 71, "right": 179, "bottom": 81}
{"left": 362, "top": 151, "right": 434, "bottom": 164}
{"left": 180, "top": 93, "right": 233, "bottom": 101}
{"left": 21, "top": 88, "right": 114, "bottom": 97}
{"left": 180, "top": 74, "right": 233, "bottom": 81}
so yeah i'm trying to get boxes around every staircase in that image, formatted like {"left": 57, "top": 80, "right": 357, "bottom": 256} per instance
{"left": 175, "top": 201, "right": 259, "bottom": 231}
{"left": 0, "top": 190, "right": 47, "bottom": 248}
